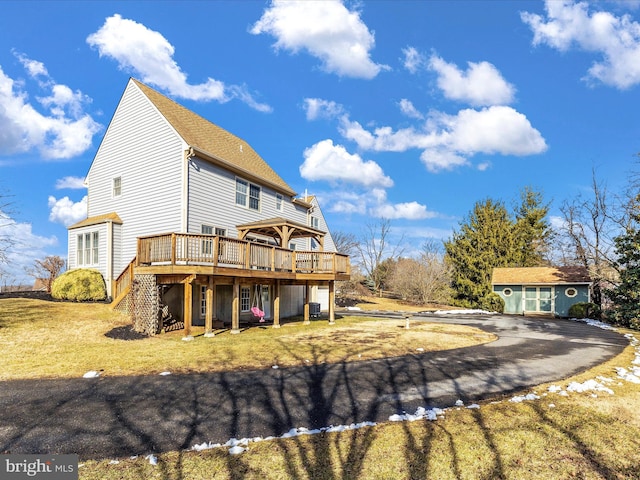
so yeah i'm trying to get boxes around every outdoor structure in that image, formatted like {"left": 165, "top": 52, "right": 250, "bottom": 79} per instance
{"left": 67, "top": 78, "right": 350, "bottom": 336}
{"left": 492, "top": 266, "right": 591, "bottom": 317}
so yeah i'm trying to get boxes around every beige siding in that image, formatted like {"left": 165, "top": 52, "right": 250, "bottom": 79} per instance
{"left": 85, "top": 81, "right": 184, "bottom": 276}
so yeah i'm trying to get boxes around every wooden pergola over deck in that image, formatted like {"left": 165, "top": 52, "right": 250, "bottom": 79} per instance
{"left": 236, "top": 217, "right": 325, "bottom": 250}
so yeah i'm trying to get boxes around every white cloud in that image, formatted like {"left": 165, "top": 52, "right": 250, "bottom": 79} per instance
{"left": 339, "top": 106, "right": 547, "bottom": 171}
{"left": 428, "top": 54, "right": 516, "bottom": 106}
{"left": 0, "top": 212, "right": 59, "bottom": 286}
{"left": 251, "top": 0, "right": 388, "bottom": 79}
{"left": 300, "top": 139, "right": 393, "bottom": 188}
{"left": 55, "top": 176, "right": 86, "bottom": 189}
{"left": 398, "top": 99, "right": 424, "bottom": 120}
{"left": 48, "top": 195, "right": 87, "bottom": 226}
{"left": 15, "top": 52, "right": 48, "bottom": 78}
{"left": 419, "top": 149, "right": 469, "bottom": 173}
{"left": 521, "top": 0, "right": 640, "bottom": 89}
{"left": 0, "top": 63, "right": 101, "bottom": 159}
{"left": 370, "top": 201, "right": 433, "bottom": 220}
{"left": 303, "top": 98, "right": 344, "bottom": 120}
{"left": 87, "top": 14, "right": 271, "bottom": 112}
{"left": 402, "top": 46, "right": 426, "bottom": 74}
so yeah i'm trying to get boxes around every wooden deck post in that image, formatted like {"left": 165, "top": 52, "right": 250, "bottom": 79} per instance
{"left": 328, "top": 280, "right": 336, "bottom": 325}
{"left": 303, "top": 281, "right": 310, "bottom": 325}
{"left": 204, "top": 276, "right": 214, "bottom": 337}
{"left": 231, "top": 278, "right": 240, "bottom": 334}
{"left": 184, "top": 278, "right": 193, "bottom": 339}
{"left": 273, "top": 279, "right": 281, "bottom": 328}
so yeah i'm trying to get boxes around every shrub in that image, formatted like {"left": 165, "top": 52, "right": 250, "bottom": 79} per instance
{"left": 480, "top": 292, "right": 505, "bottom": 313}
{"left": 568, "top": 302, "right": 601, "bottom": 319}
{"left": 51, "top": 269, "right": 107, "bottom": 302}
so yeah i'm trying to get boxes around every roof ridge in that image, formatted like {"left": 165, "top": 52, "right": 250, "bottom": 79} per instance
{"left": 130, "top": 78, "right": 295, "bottom": 195}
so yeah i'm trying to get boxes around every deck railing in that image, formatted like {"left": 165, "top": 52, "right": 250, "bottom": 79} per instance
{"left": 137, "top": 233, "right": 350, "bottom": 275}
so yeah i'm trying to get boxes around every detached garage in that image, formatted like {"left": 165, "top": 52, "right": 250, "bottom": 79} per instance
{"left": 492, "top": 266, "right": 591, "bottom": 317}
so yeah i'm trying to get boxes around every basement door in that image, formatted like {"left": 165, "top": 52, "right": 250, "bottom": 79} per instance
{"left": 524, "top": 287, "right": 553, "bottom": 313}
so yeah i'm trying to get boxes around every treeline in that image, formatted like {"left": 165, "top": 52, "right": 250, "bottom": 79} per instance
{"left": 337, "top": 170, "right": 640, "bottom": 329}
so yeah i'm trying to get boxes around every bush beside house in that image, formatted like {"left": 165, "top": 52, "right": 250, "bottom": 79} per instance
{"left": 51, "top": 269, "right": 107, "bottom": 302}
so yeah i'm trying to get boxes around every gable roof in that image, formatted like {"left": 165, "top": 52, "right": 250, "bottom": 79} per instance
{"left": 131, "top": 79, "right": 296, "bottom": 196}
{"left": 492, "top": 266, "right": 591, "bottom": 285}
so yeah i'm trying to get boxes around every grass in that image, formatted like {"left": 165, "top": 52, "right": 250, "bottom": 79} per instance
{"left": 3, "top": 296, "right": 640, "bottom": 479}
{"left": 0, "top": 297, "right": 493, "bottom": 380}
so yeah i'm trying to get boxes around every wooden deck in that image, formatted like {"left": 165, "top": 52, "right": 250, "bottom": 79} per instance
{"left": 135, "top": 232, "right": 350, "bottom": 279}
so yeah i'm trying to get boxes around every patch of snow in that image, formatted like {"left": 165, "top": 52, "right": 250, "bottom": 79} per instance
{"left": 569, "top": 318, "right": 615, "bottom": 330}
{"left": 549, "top": 404, "right": 555, "bottom": 408}
{"left": 389, "top": 406, "right": 445, "bottom": 422}
{"left": 432, "top": 309, "right": 496, "bottom": 315}
{"left": 467, "top": 404, "right": 481, "bottom": 409}
{"left": 272, "top": 365, "right": 279, "bottom": 369}
{"left": 416, "top": 347, "right": 424, "bottom": 352}
{"left": 228, "top": 446, "right": 246, "bottom": 455}
{"left": 159, "top": 371, "right": 171, "bottom": 376}
{"left": 567, "top": 380, "right": 614, "bottom": 395}
{"left": 181, "top": 336, "right": 194, "bottom": 342}
{"left": 509, "top": 393, "right": 540, "bottom": 403}
{"left": 346, "top": 306, "right": 361, "bottom": 311}
{"left": 82, "top": 370, "right": 100, "bottom": 378}
{"left": 615, "top": 367, "right": 640, "bottom": 384}
{"left": 108, "top": 460, "right": 119, "bottom": 465}
{"left": 455, "top": 399, "right": 464, "bottom": 407}
{"left": 145, "top": 454, "right": 157, "bottom": 465}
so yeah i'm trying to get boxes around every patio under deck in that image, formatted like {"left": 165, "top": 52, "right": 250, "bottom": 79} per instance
{"left": 116, "top": 232, "right": 350, "bottom": 337}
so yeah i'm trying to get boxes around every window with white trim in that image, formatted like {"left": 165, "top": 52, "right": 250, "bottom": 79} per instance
{"left": 113, "top": 176, "right": 122, "bottom": 197}
{"left": 235, "top": 178, "right": 260, "bottom": 211}
{"left": 202, "top": 225, "right": 213, "bottom": 255}
{"left": 276, "top": 193, "right": 283, "bottom": 212}
{"left": 215, "top": 227, "right": 226, "bottom": 236}
{"left": 502, "top": 288, "right": 513, "bottom": 297}
{"left": 77, "top": 231, "right": 99, "bottom": 266}
{"left": 565, "top": 287, "right": 578, "bottom": 298}
{"left": 200, "top": 285, "right": 207, "bottom": 318}
{"left": 241, "top": 287, "right": 251, "bottom": 312}
{"left": 310, "top": 216, "right": 319, "bottom": 229}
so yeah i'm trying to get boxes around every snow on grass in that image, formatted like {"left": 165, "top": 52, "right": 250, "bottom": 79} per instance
{"left": 390, "top": 406, "right": 445, "bottom": 422}
{"left": 509, "top": 393, "right": 540, "bottom": 403}
{"left": 431, "top": 309, "right": 496, "bottom": 315}
{"left": 82, "top": 370, "right": 101, "bottom": 378}
{"left": 567, "top": 379, "right": 614, "bottom": 395}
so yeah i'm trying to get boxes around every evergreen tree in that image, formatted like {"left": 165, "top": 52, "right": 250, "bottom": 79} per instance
{"left": 605, "top": 202, "right": 640, "bottom": 329}
{"left": 513, "top": 187, "right": 553, "bottom": 267}
{"left": 444, "top": 199, "right": 517, "bottom": 308}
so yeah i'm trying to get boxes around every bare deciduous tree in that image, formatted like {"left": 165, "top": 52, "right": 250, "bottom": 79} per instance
{"left": 389, "top": 240, "right": 451, "bottom": 305}
{"left": 558, "top": 170, "right": 621, "bottom": 306}
{"left": 26, "top": 256, "right": 66, "bottom": 293}
{"left": 355, "top": 219, "right": 404, "bottom": 297}
{"left": 0, "top": 192, "right": 16, "bottom": 265}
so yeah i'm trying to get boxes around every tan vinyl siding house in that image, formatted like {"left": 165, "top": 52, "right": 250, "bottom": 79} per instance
{"left": 68, "top": 78, "right": 349, "bottom": 336}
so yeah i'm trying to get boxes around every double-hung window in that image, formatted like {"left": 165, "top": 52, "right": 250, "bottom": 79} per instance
{"left": 236, "top": 178, "right": 260, "bottom": 211}
{"left": 201, "top": 225, "right": 213, "bottom": 255}
{"left": 113, "top": 177, "right": 122, "bottom": 197}
{"left": 240, "top": 287, "right": 251, "bottom": 312}
{"left": 275, "top": 193, "right": 283, "bottom": 212}
{"left": 77, "top": 231, "right": 99, "bottom": 266}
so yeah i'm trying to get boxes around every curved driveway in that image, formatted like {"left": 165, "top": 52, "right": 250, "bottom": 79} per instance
{"left": 0, "top": 314, "right": 628, "bottom": 460}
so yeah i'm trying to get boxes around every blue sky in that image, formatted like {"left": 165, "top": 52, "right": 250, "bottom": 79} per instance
{"left": 1, "top": 0, "right": 639, "bottom": 284}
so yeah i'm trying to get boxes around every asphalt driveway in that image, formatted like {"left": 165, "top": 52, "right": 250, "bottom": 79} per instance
{"left": 0, "top": 313, "right": 628, "bottom": 460}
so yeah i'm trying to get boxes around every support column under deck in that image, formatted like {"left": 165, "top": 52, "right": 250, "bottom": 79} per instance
{"left": 273, "top": 279, "right": 281, "bottom": 328}
{"left": 204, "top": 276, "right": 215, "bottom": 337}
{"left": 231, "top": 278, "right": 240, "bottom": 334}
{"left": 329, "top": 280, "right": 336, "bottom": 325}
{"left": 303, "top": 281, "right": 310, "bottom": 325}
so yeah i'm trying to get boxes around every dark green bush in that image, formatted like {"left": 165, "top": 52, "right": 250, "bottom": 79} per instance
{"left": 568, "top": 302, "right": 601, "bottom": 319}
{"left": 51, "top": 269, "right": 107, "bottom": 302}
{"left": 480, "top": 292, "right": 505, "bottom": 313}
